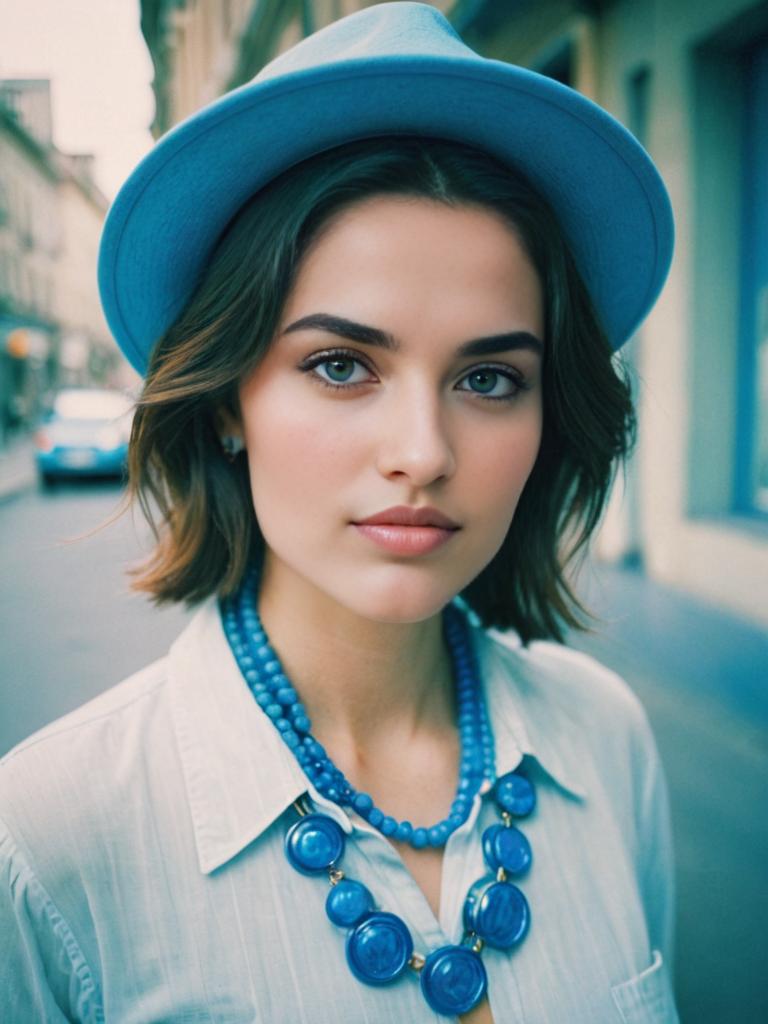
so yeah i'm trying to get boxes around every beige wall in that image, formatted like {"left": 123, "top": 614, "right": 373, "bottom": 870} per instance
{"left": 588, "top": 0, "right": 768, "bottom": 626}
{"left": 54, "top": 174, "right": 112, "bottom": 362}
{"left": 0, "top": 126, "right": 59, "bottom": 326}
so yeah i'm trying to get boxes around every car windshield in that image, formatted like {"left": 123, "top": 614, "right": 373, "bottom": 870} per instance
{"left": 52, "top": 390, "right": 133, "bottom": 421}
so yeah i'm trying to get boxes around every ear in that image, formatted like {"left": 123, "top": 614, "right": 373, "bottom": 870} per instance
{"left": 213, "top": 403, "right": 243, "bottom": 441}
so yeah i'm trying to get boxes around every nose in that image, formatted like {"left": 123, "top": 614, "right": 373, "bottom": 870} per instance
{"left": 375, "top": 384, "right": 457, "bottom": 485}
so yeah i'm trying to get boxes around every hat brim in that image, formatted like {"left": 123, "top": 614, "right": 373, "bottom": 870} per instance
{"left": 99, "top": 55, "right": 674, "bottom": 374}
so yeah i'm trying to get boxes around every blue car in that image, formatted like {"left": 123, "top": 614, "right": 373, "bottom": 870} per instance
{"left": 35, "top": 388, "right": 135, "bottom": 485}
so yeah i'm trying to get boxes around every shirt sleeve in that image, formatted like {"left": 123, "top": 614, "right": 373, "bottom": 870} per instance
{"left": 0, "top": 816, "right": 103, "bottom": 1023}
{"left": 634, "top": 714, "right": 676, "bottom": 972}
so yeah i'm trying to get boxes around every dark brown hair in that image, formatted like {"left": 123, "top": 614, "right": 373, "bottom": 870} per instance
{"left": 119, "top": 136, "right": 635, "bottom": 644}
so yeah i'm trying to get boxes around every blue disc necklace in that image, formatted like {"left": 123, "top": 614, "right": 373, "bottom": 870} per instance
{"left": 221, "top": 565, "right": 537, "bottom": 1017}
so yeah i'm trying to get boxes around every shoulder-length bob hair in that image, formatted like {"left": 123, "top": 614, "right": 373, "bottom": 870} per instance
{"left": 121, "top": 136, "right": 635, "bottom": 645}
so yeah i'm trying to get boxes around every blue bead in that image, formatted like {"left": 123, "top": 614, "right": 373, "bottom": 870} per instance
{"left": 463, "top": 877, "right": 530, "bottom": 949}
{"left": 368, "top": 808, "right": 384, "bottom": 828}
{"left": 306, "top": 740, "right": 326, "bottom": 761}
{"left": 346, "top": 912, "right": 413, "bottom": 985}
{"left": 292, "top": 714, "right": 311, "bottom": 734}
{"left": 411, "top": 828, "right": 428, "bottom": 849}
{"left": 352, "top": 793, "right": 373, "bottom": 814}
{"left": 282, "top": 730, "right": 300, "bottom": 748}
{"left": 420, "top": 945, "right": 488, "bottom": 1016}
{"left": 262, "top": 659, "right": 281, "bottom": 675}
{"left": 326, "top": 879, "right": 374, "bottom": 927}
{"left": 380, "top": 816, "right": 397, "bottom": 836}
{"left": 284, "top": 814, "right": 345, "bottom": 875}
{"left": 265, "top": 703, "right": 283, "bottom": 720}
{"left": 428, "top": 823, "right": 449, "bottom": 847}
{"left": 394, "top": 821, "right": 413, "bottom": 842}
{"left": 494, "top": 771, "right": 536, "bottom": 817}
{"left": 255, "top": 693, "right": 272, "bottom": 709}
{"left": 482, "top": 824, "right": 532, "bottom": 875}
{"left": 276, "top": 687, "right": 297, "bottom": 705}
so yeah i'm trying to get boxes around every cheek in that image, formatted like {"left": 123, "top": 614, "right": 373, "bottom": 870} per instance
{"left": 462, "top": 406, "right": 543, "bottom": 516}
{"left": 242, "top": 390, "right": 358, "bottom": 516}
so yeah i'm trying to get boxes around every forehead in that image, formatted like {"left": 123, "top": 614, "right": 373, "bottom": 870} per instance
{"left": 279, "top": 195, "right": 542, "bottom": 338}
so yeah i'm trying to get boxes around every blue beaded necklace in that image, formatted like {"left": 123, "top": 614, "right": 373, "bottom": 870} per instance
{"left": 220, "top": 565, "right": 537, "bottom": 1017}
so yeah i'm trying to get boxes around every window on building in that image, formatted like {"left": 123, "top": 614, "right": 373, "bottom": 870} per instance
{"left": 689, "top": 20, "right": 768, "bottom": 523}
{"left": 736, "top": 38, "right": 768, "bottom": 514}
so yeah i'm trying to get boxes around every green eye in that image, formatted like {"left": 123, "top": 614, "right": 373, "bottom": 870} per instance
{"left": 467, "top": 370, "right": 498, "bottom": 394}
{"left": 458, "top": 366, "right": 526, "bottom": 400}
{"left": 325, "top": 358, "right": 356, "bottom": 382}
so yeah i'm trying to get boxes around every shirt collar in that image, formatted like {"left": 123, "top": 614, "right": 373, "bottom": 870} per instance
{"left": 474, "top": 624, "right": 587, "bottom": 802}
{"left": 167, "top": 598, "right": 312, "bottom": 875}
{"left": 168, "top": 599, "right": 585, "bottom": 876}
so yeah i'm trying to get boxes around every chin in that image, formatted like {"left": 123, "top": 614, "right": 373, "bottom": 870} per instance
{"left": 326, "top": 566, "right": 470, "bottom": 625}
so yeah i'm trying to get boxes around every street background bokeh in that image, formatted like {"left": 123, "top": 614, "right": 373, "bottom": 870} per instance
{"left": 1, "top": 2, "right": 767, "bottom": 1022}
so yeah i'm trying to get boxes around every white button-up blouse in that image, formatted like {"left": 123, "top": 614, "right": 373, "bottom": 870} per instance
{"left": 0, "top": 597, "right": 678, "bottom": 1022}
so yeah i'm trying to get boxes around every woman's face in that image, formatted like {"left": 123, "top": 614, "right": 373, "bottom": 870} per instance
{"left": 234, "top": 195, "right": 544, "bottom": 623}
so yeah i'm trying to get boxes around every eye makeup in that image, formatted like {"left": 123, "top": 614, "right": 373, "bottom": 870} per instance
{"left": 297, "top": 347, "right": 533, "bottom": 402}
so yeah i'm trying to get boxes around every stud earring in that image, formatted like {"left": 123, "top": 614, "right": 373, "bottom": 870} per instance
{"left": 220, "top": 435, "right": 245, "bottom": 462}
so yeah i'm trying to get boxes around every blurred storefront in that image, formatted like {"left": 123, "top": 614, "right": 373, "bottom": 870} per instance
{"left": 0, "top": 79, "right": 131, "bottom": 446}
{"left": 139, "top": 0, "right": 768, "bottom": 627}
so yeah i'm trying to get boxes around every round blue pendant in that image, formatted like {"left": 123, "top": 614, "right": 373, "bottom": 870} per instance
{"left": 494, "top": 771, "right": 536, "bottom": 817}
{"left": 284, "top": 814, "right": 345, "bottom": 875}
{"left": 482, "top": 823, "right": 532, "bottom": 875}
{"left": 463, "top": 877, "right": 530, "bottom": 949}
{"left": 420, "top": 945, "right": 488, "bottom": 1016}
{"left": 326, "top": 879, "right": 374, "bottom": 928}
{"left": 346, "top": 912, "right": 413, "bottom": 985}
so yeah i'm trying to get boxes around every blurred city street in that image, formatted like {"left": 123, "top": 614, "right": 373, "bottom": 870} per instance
{"left": 2, "top": 2, "right": 767, "bottom": 1021}
{"left": 1, "top": 455, "right": 765, "bottom": 1023}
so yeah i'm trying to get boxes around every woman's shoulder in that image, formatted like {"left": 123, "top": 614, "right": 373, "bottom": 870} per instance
{"left": 0, "top": 656, "right": 171, "bottom": 848}
{"left": 477, "top": 623, "right": 655, "bottom": 750}
{"left": 2, "top": 655, "right": 169, "bottom": 771}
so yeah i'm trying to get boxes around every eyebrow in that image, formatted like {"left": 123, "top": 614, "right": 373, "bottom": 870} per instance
{"left": 281, "top": 313, "right": 543, "bottom": 358}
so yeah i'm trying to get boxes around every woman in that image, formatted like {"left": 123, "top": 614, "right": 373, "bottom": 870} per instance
{"left": 0, "top": 4, "right": 677, "bottom": 1022}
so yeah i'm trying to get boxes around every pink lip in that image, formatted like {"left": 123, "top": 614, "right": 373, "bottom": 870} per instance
{"left": 354, "top": 505, "right": 460, "bottom": 529}
{"left": 353, "top": 523, "right": 457, "bottom": 555}
{"left": 351, "top": 505, "right": 461, "bottom": 556}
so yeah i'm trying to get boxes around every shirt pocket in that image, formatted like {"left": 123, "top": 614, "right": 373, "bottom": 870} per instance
{"left": 610, "top": 950, "right": 679, "bottom": 1023}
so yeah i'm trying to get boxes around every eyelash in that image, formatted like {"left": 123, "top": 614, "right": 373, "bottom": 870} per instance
{"left": 298, "top": 348, "right": 531, "bottom": 402}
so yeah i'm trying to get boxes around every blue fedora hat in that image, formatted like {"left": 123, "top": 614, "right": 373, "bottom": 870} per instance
{"left": 99, "top": 1, "right": 674, "bottom": 375}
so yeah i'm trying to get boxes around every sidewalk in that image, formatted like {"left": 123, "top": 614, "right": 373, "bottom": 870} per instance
{"left": 0, "top": 433, "right": 37, "bottom": 503}
{"left": 568, "top": 559, "right": 768, "bottom": 730}
{"left": 569, "top": 560, "right": 767, "bottom": 1024}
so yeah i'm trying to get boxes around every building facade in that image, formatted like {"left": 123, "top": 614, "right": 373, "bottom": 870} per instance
{"left": 0, "top": 80, "right": 122, "bottom": 445}
{"left": 139, "top": 0, "right": 768, "bottom": 626}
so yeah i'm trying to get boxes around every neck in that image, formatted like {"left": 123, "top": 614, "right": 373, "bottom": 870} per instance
{"left": 255, "top": 558, "right": 456, "bottom": 758}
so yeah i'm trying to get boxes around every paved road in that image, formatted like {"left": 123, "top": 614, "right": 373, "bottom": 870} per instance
{"left": 1, "top": 480, "right": 766, "bottom": 1022}
{"left": 0, "top": 477, "right": 190, "bottom": 752}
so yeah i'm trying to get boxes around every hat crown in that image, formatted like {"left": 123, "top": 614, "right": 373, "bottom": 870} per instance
{"left": 255, "top": 2, "right": 472, "bottom": 84}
